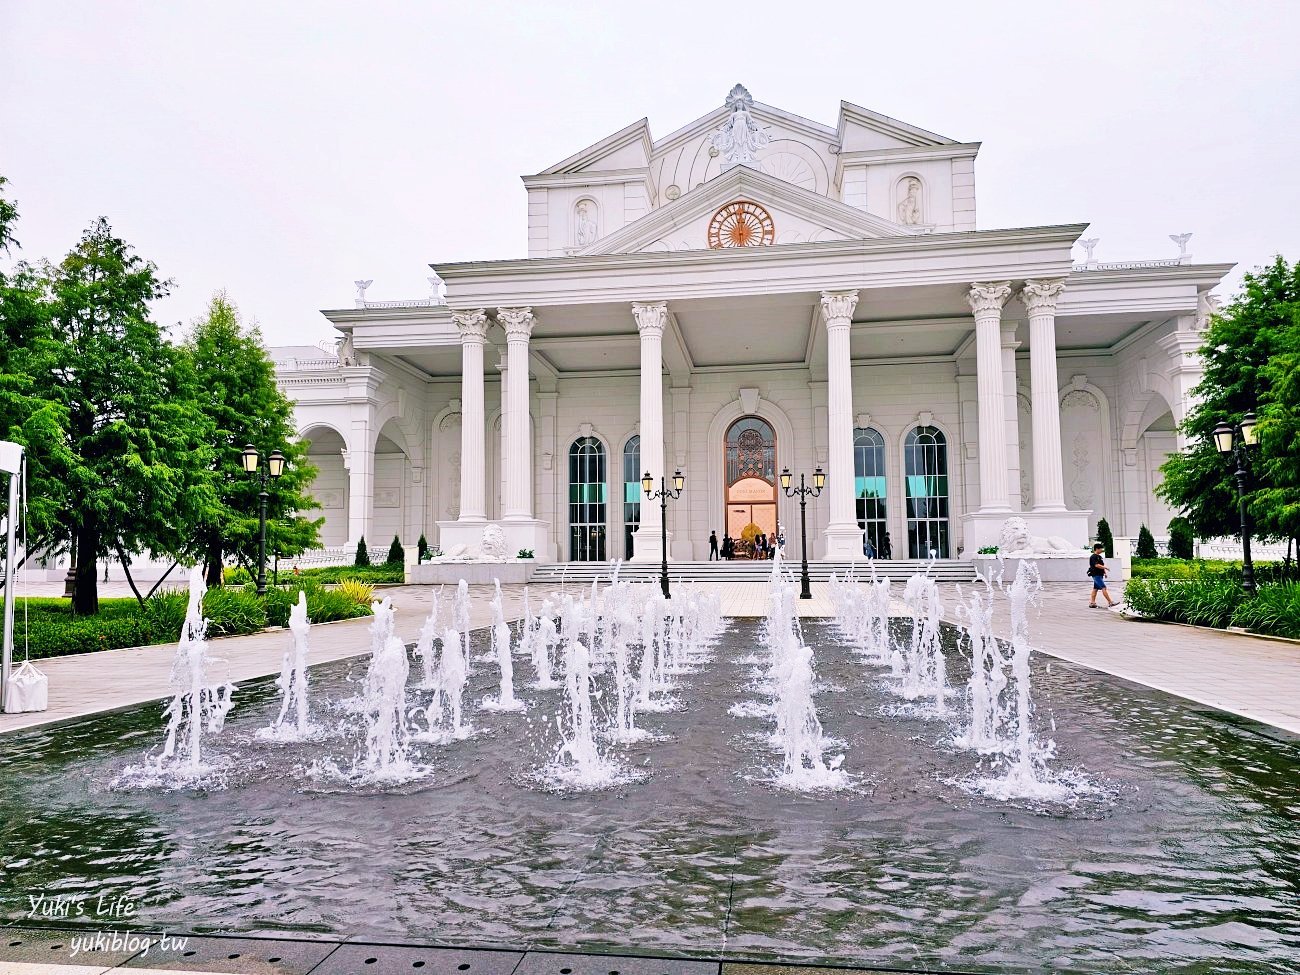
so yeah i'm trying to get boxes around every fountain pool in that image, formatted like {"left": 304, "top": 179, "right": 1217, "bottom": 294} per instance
{"left": 1, "top": 616, "right": 1298, "bottom": 973}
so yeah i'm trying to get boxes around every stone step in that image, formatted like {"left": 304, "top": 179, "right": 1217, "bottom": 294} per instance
{"left": 529, "top": 560, "right": 977, "bottom": 583}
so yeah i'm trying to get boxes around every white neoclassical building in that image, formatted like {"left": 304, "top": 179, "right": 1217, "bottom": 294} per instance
{"left": 275, "top": 84, "right": 1230, "bottom": 565}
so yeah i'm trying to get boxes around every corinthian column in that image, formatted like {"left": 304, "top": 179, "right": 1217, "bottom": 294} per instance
{"left": 497, "top": 307, "right": 536, "bottom": 520}
{"left": 1022, "top": 279, "right": 1068, "bottom": 510}
{"left": 630, "top": 301, "right": 667, "bottom": 562}
{"left": 821, "top": 290, "right": 862, "bottom": 558}
{"left": 452, "top": 308, "right": 488, "bottom": 522}
{"left": 968, "top": 282, "right": 1014, "bottom": 511}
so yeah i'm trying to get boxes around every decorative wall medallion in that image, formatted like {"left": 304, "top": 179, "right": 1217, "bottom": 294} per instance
{"left": 707, "top": 200, "right": 775, "bottom": 249}
{"left": 665, "top": 184, "right": 681, "bottom": 201}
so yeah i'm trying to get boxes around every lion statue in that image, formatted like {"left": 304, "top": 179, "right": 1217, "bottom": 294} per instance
{"left": 479, "top": 523, "right": 509, "bottom": 561}
{"left": 998, "top": 516, "right": 1075, "bottom": 556}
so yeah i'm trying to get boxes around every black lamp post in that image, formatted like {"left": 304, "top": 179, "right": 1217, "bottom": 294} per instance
{"left": 241, "top": 444, "right": 286, "bottom": 596}
{"left": 1212, "top": 411, "right": 1260, "bottom": 595}
{"left": 642, "top": 468, "right": 685, "bottom": 599}
{"left": 780, "top": 466, "right": 825, "bottom": 600}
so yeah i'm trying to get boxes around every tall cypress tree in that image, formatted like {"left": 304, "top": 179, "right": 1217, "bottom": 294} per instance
{"left": 183, "top": 293, "right": 321, "bottom": 587}
{"left": 38, "top": 218, "right": 216, "bottom": 614}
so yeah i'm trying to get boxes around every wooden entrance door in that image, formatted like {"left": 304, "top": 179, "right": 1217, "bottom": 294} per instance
{"left": 724, "top": 416, "right": 777, "bottom": 555}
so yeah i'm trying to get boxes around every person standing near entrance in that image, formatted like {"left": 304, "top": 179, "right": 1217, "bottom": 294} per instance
{"left": 880, "top": 532, "right": 893, "bottom": 559}
{"left": 1088, "top": 543, "right": 1118, "bottom": 608}
{"left": 709, "top": 530, "right": 719, "bottom": 561}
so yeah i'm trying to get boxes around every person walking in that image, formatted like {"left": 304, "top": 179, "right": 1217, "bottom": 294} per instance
{"left": 708, "top": 530, "right": 719, "bottom": 561}
{"left": 1087, "top": 543, "right": 1118, "bottom": 608}
{"left": 880, "top": 532, "right": 893, "bottom": 559}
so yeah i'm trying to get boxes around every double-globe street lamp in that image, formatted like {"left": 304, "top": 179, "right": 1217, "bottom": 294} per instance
{"left": 1212, "top": 411, "right": 1260, "bottom": 594}
{"left": 780, "top": 466, "right": 825, "bottom": 600}
{"left": 241, "top": 444, "right": 286, "bottom": 596}
{"left": 642, "top": 469, "right": 685, "bottom": 599}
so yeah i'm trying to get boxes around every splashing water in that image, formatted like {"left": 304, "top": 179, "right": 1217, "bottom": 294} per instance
{"left": 114, "top": 567, "right": 236, "bottom": 789}
{"left": 257, "top": 591, "right": 319, "bottom": 742}
{"left": 355, "top": 598, "right": 422, "bottom": 782}
{"left": 481, "top": 578, "right": 524, "bottom": 711}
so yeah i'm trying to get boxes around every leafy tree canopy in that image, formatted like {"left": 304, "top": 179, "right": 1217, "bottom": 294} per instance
{"left": 1158, "top": 256, "right": 1300, "bottom": 544}
{"left": 182, "top": 293, "right": 321, "bottom": 586}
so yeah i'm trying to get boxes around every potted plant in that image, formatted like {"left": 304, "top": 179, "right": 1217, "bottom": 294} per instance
{"left": 516, "top": 548, "right": 535, "bottom": 560}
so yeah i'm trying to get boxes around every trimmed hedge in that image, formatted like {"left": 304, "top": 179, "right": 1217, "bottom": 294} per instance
{"left": 1132, "top": 558, "right": 1288, "bottom": 581}
{"left": 294, "top": 563, "right": 404, "bottom": 584}
{"left": 4, "top": 577, "right": 374, "bottom": 660}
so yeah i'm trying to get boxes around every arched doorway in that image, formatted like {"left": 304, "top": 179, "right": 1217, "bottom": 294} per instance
{"left": 724, "top": 416, "right": 777, "bottom": 551}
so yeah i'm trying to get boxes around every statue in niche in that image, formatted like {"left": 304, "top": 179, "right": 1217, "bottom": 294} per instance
{"left": 710, "top": 84, "right": 770, "bottom": 170}
{"left": 896, "top": 178, "right": 923, "bottom": 225}
{"left": 574, "top": 201, "right": 598, "bottom": 247}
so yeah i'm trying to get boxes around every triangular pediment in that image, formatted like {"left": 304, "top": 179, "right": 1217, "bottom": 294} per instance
{"left": 577, "top": 165, "right": 920, "bottom": 255}
{"left": 539, "top": 118, "right": 653, "bottom": 175}
{"left": 836, "top": 100, "right": 958, "bottom": 151}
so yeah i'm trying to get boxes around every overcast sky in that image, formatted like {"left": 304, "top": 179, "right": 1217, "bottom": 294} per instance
{"left": 3, "top": 1, "right": 1297, "bottom": 348}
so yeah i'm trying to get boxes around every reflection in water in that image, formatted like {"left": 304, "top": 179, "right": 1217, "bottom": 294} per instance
{"left": 0, "top": 620, "right": 1298, "bottom": 973}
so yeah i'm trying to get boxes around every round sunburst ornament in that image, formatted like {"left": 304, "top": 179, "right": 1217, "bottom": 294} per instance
{"left": 707, "top": 200, "right": 775, "bottom": 249}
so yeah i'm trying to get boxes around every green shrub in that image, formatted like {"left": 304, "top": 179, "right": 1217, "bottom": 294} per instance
{"left": 306, "top": 587, "right": 372, "bottom": 623}
{"left": 1135, "top": 525, "right": 1158, "bottom": 559}
{"left": 386, "top": 535, "right": 404, "bottom": 565}
{"left": 355, "top": 536, "right": 371, "bottom": 567}
{"left": 1167, "top": 517, "right": 1195, "bottom": 560}
{"left": 517, "top": 548, "right": 535, "bottom": 559}
{"left": 1123, "top": 576, "right": 1244, "bottom": 628}
{"left": 296, "top": 564, "right": 404, "bottom": 584}
{"left": 1231, "top": 583, "right": 1300, "bottom": 640}
{"left": 977, "top": 545, "right": 999, "bottom": 555}
{"left": 202, "top": 587, "right": 267, "bottom": 636}
{"left": 1095, "top": 517, "right": 1114, "bottom": 558}
{"left": 223, "top": 565, "right": 253, "bottom": 586}
{"left": 144, "top": 590, "right": 189, "bottom": 640}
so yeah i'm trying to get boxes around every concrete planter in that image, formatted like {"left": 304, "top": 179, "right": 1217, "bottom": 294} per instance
{"left": 972, "top": 553, "right": 1092, "bottom": 584}
{"left": 407, "top": 561, "right": 536, "bottom": 586}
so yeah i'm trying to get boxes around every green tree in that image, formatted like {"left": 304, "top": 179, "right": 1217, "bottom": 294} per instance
{"left": 1255, "top": 324, "right": 1300, "bottom": 559}
{"left": 417, "top": 533, "right": 429, "bottom": 562}
{"left": 1167, "top": 516, "right": 1195, "bottom": 560}
{"left": 386, "top": 535, "right": 404, "bottom": 565}
{"left": 183, "top": 293, "right": 322, "bottom": 587}
{"left": 0, "top": 178, "right": 73, "bottom": 557}
{"left": 1135, "top": 524, "right": 1158, "bottom": 559}
{"left": 1158, "top": 256, "right": 1300, "bottom": 541}
{"left": 35, "top": 219, "right": 216, "bottom": 614}
{"left": 1095, "top": 517, "right": 1114, "bottom": 558}
{"left": 354, "top": 535, "right": 370, "bottom": 567}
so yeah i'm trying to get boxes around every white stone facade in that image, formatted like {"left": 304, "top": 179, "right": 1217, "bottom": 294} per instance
{"left": 276, "top": 86, "right": 1231, "bottom": 564}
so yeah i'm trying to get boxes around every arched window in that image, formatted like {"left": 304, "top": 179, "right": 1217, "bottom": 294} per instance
{"left": 622, "top": 435, "right": 640, "bottom": 559}
{"left": 904, "top": 426, "right": 949, "bottom": 558}
{"left": 853, "top": 427, "right": 887, "bottom": 557}
{"left": 569, "top": 437, "right": 606, "bottom": 562}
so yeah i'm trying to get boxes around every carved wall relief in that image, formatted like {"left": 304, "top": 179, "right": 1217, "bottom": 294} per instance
{"left": 440, "top": 413, "right": 461, "bottom": 520}
{"left": 1060, "top": 388, "right": 1103, "bottom": 529}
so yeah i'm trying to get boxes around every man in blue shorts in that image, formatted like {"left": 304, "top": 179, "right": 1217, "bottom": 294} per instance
{"left": 1088, "top": 543, "right": 1117, "bottom": 608}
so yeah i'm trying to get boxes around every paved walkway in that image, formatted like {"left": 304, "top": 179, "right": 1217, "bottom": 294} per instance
{"left": 4, "top": 579, "right": 1299, "bottom": 737}
{"left": 938, "top": 580, "right": 1300, "bottom": 736}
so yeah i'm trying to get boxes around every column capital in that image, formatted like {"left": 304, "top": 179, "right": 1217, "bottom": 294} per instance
{"left": 451, "top": 308, "right": 489, "bottom": 342}
{"left": 967, "top": 281, "right": 1013, "bottom": 318}
{"left": 1020, "top": 278, "right": 1067, "bottom": 316}
{"left": 497, "top": 306, "right": 536, "bottom": 340}
{"left": 632, "top": 301, "right": 668, "bottom": 337}
{"left": 819, "top": 290, "right": 859, "bottom": 326}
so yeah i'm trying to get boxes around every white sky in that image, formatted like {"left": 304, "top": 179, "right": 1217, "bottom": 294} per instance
{"left": 3, "top": 1, "right": 1297, "bottom": 348}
